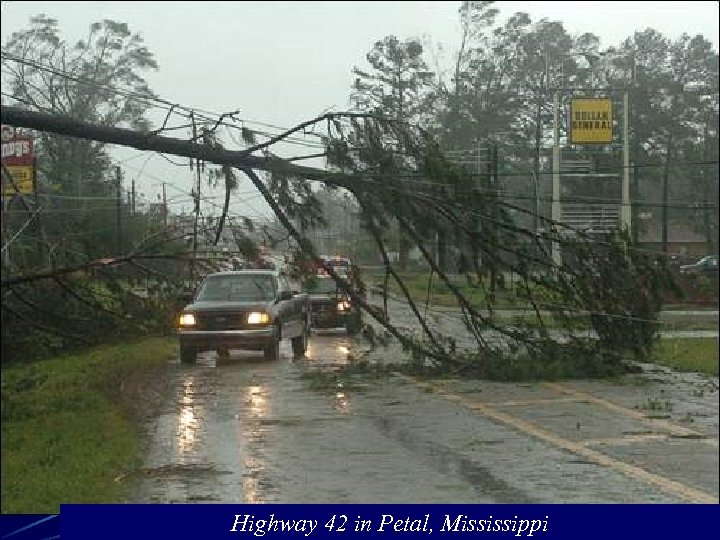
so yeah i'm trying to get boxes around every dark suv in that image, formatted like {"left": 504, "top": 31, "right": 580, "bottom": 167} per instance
{"left": 305, "top": 276, "right": 362, "bottom": 335}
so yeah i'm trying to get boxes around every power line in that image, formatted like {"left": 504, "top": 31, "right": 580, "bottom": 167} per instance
{"left": 1, "top": 53, "right": 327, "bottom": 149}
{"left": 4, "top": 52, "right": 717, "bottom": 160}
{"left": 2, "top": 207, "right": 43, "bottom": 253}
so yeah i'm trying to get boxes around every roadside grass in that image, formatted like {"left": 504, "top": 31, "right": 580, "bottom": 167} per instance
{"left": 368, "top": 271, "right": 527, "bottom": 309}
{"left": 657, "top": 320, "right": 719, "bottom": 332}
{"left": 663, "top": 303, "right": 719, "bottom": 311}
{"left": 652, "top": 337, "right": 719, "bottom": 376}
{"left": 1, "top": 337, "right": 176, "bottom": 513}
{"left": 498, "top": 316, "right": 717, "bottom": 332}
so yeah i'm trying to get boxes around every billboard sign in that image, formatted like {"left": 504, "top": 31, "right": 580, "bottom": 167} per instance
{"left": 570, "top": 98, "right": 613, "bottom": 144}
{"left": 1, "top": 130, "right": 35, "bottom": 195}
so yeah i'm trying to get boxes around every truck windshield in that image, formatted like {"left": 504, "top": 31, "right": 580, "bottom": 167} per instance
{"left": 328, "top": 259, "right": 350, "bottom": 270}
{"left": 197, "top": 274, "right": 277, "bottom": 302}
{"left": 307, "top": 278, "right": 342, "bottom": 294}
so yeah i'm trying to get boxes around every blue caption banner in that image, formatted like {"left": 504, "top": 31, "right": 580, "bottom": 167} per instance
{"left": 2, "top": 505, "right": 719, "bottom": 540}
{"left": 54, "top": 504, "right": 718, "bottom": 539}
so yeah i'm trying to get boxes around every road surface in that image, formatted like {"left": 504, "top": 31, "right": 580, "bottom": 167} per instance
{"left": 129, "top": 321, "right": 718, "bottom": 504}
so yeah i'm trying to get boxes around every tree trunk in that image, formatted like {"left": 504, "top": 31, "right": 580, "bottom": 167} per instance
{"left": 398, "top": 232, "right": 410, "bottom": 271}
{"left": 396, "top": 68, "right": 410, "bottom": 271}
{"left": 437, "top": 231, "right": 448, "bottom": 274}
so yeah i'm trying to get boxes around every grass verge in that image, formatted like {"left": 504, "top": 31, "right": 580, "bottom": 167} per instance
{"left": 652, "top": 337, "right": 719, "bottom": 376}
{"left": 1, "top": 337, "right": 176, "bottom": 513}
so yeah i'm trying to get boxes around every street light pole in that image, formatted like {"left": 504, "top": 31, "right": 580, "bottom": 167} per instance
{"left": 552, "top": 91, "right": 562, "bottom": 267}
{"left": 622, "top": 90, "right": 631, "bottom": 234}
{"left": 115, "top": 166, "right": 122, "bottom": 254}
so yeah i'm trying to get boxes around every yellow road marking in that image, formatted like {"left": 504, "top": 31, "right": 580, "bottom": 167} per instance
{"left": 486, "top": 396, "right": 587, "bottom": 407}
{"left": 581, "top": 434, "right": 718, "bottom": 447}
{"left": 395, "top": 373, "right": 718, "bottom": 504}
{"left": 581, "top": 434, "right": 670, "bottom": 446}
{"left": 542, "top": 382, "right": 704, "bottom": 437}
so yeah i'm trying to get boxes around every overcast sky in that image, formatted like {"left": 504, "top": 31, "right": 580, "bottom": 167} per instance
{"left": 2, "top": 1, "right": 718, "bottom": 219}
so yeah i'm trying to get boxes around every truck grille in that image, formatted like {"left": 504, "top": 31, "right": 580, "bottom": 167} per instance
{"left": 311, "top": 301, "right": 334, "bottom": 314}
{"left": 196, "top": 313, "right": 248, "bottom": 331}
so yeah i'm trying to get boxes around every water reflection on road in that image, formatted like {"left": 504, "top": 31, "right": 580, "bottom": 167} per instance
{"left": 176, "top": 377, "right": 201, "bottom": 457}
{"left": 238, "top": 381, "right": 269, "bottom": 503}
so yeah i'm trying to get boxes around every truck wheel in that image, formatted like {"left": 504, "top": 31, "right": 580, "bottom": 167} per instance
{"left": 345, "top": 311, "right": 362, "bottom": 336}
{"left": 291, "top": 318, "right": 309, "bottom": 357}
{"left": 264, "top": 339, "right": 280, "bottom": 361}
{"left": 180, "top": 345, "right": 197, "bottom": 365}
{"left": 264, "top": 325, "right": 281, "bottom": 361}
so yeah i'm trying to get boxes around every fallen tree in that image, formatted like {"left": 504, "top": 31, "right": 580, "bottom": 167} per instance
{"left": 1, "top": 106, "right": 678, "bottom": 374}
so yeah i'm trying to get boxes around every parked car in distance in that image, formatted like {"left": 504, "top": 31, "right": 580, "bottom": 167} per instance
{"left": 176, "top": 270, "right": 309, "bottom": 364}
{"left": 679, "top": 255, "right": 718, "bottom": 276}
{"left": 305, "top": 275, "right": 362, "bottom": 335}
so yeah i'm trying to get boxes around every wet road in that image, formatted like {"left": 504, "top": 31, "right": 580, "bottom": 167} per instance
{"left": 131, "top": 318, "right": 718, "bottom": 503}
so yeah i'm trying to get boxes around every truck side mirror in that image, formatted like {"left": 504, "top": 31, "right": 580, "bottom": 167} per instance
{"left": 278, "top": 290, "right": 292, "bottom": 302}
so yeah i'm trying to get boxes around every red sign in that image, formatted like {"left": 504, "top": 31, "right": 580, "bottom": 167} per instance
{"left": 1, "top": 136, "right": 34, "bottom": 167}
{"left": 2, "top": 132, "right": 35, "bottom": 195}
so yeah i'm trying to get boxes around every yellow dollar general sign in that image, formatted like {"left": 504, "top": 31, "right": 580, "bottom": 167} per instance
{"left": 570, "top": 98, "right": 613, "bottom": 144}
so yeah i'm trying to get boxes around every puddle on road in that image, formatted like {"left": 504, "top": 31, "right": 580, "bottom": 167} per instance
{"left": 467, "top": 439, "right": 506, "bottom": 446}
{"left": 139, "top": 464, "right": 233, "bottom": 478}
{"left": 333, "top": 391, "right": 351, "bottom": 414}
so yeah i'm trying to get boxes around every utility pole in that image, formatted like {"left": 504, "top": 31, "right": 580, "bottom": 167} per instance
{"left": 532, "top": 171, "right": 539, "bottom": 237}
{"left": 703, "top": 120, "right": 714, "bottom": 254}
{"left": 475, "top": 138, "right": 484, "bottom": 273}
{"left": 0, "top": 195, "right": 7, "bottom": 267}
{"left": 490, "top": 143, "right": 499, "bottom": 292}
{"left": 115, "top": 165, "right": 122, "bottom": 254}
{"left": 191, "top": 115, "right": 201, "bottom": 283}
{"left": 162, "top": 182, "right": 168, "bottom": 228}
{"left": 551, "top": 91, "right": 562, "bottom": 267}
{"left": 661, "top": 136, "right": 672, "bottom": 254}
{"left": 131, "top": 177, "right": 136, "bottom": 216}
{"left": 631, "top": 162, "right": 639, "bottom": 244}
{"left": 621, "top": 90, "right": 631, "bottom": 235}
{"left": 32, "top": 156, "right": 46, "bottom": 263}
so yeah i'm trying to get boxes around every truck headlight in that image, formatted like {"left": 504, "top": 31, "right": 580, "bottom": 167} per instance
{"left": 247, "top": 312, "right": 270, "bottom": 324}
{"left": 337, "top": 301, "right": 351, "bottom": 311}
{"left": 179, "top": 313, "right": 196, "bottom": 326}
